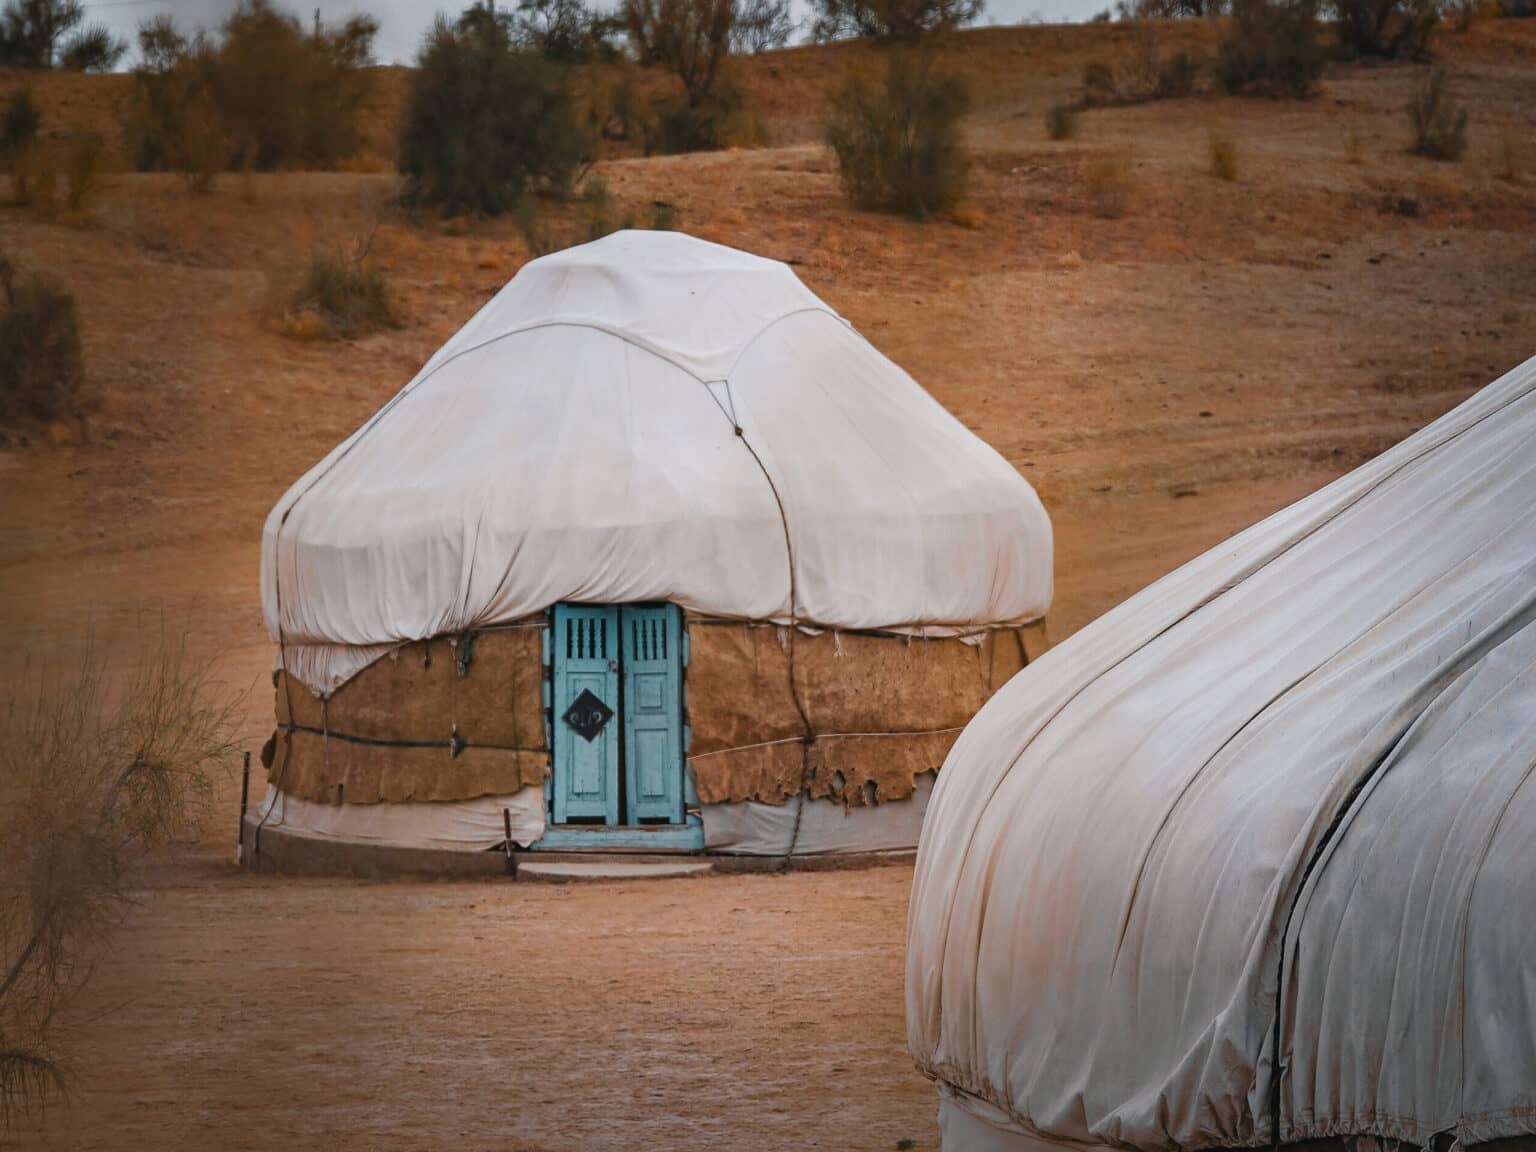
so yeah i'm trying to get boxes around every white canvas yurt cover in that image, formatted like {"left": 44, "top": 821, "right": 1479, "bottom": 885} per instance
{"left": 256, "top": 231, "right": 1052, "bottom": 858}
{"left": 263, "top": 230, "right": 1051, "bottom": 692}
{"left": 908, "top": 356, "right": 1536, "bottom": 1150}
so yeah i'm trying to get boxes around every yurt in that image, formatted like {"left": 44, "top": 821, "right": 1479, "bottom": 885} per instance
{"left": 907, "top": 355, "right": 1536, "bottom": 1150}
{"left": 250, "top": 231, "right": 1052, "bottom": 871}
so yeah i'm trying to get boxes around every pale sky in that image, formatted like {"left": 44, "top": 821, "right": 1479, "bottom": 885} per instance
{"left": 81, "top": 0, "right": 1107, "bottom": 67}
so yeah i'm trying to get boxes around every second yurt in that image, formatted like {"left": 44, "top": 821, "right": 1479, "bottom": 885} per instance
{"left": 907, "top": 356, "right": 1536, "bottom": 1150}
{"left": 251, "top": 231, "right": 1052, "bottom": 869}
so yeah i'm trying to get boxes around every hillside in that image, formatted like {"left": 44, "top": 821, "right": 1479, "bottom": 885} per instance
{"left": 1, "top": 22, "right": 1534, "bottom": 1144}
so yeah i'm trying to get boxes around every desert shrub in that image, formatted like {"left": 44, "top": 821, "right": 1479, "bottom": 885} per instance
{"left": 514, "top": 179, "right": 682, "bottom": 257}
{"left": 61, "top": 130, "right": 102, "bottom": 212}
{"left": 212, "top": 0, "right": 378, "bottom": 171}
{"left": 1082, "top": 59, "right": 1118, "bottom": 102}
{"left": 650, "top": 198, "right": 679, "bottom": 228}
{"left": 1, "top": 87, "right": 39, "bottom": 174}
{"left": 809, "top": 0, "right": 983, "bottom": 39}
{"left": 733, "top": 0, "right": 796, "bottom": 50}
{"left": 0, "top": 633, "right": 240, "bottom": 1125}
{"left": 512, "top": 0, "right": 624, "bottom": 60}
{"left": 623, "top": 0, "right": 759, "bottom": 155}
{"left": 1157, "top": 48, "right": 1202, "bottom": 96}
{"left": 57, "top": 20, "right": 123, "bottom": 70}
{"left": 1081, "top": 35, "right": 1206, "bottom": 105}
{"left": 1, "top": 0, "right": 121, "bottom": 68}
{"left": 1207, "top": 127, "right": 1238, "bottom": 178}
{"left": 1329, "top": 0, "right": 1439, "bottom": 59}
{"left": 400, "top": 6, "right": 593, "bottom": 214}
{"left": 1407, "top": 66, "right": 1468, "bottom": 160}
{"left": 823, "top": 49, "right": 970, "bottom": 219}
{"left": 1084, "top": 152, "right": 1133, "bottom": 217}
{"left": 126, "top": 25, "right": 227, "bottom": 190}
{"left": 1045, "top": 99, "right": 1079, "bottom": 140}
{"left": 0, "top": 253, "right": 84, "bottom": 425}
{"left": 1218, "top": 0, "right": 1325, "bottom": 97}
{"left": 286, "top": 249, "right": 393, "bottom": 340}
{"left": 9, "top": 146, "right": 54, "bottom": 209}
{"left": 647, "top": 76, "right": 750, "bottom": 151}
{"left": 126, "top": 4, "right": 376, "bottom": 180}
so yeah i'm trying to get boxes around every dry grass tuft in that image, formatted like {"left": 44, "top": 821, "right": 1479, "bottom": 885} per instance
{"left": 1084, "top": 151, "right": 1134, "bottom": 219}
{"left": 0, "top": 630, "right": 241, "bottom": 1126}
{"left": 1046, "top": 99, "right": 1080, "bottom": 141}
{"left": 1408, "top": 66, "right": 1469, "bottom": 162}
{"left": 1207, "top": 128, "right": 1239, "bottom": 180}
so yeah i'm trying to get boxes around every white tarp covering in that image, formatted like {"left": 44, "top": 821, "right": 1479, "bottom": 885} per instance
{"left": 907, "top": 356, "right": 1536, "bottom": 1151}
{"left": 262, "top": 231, "right": 1051, "bottom": 695}
{"left": 253, "top": 782, "right": 931, "bottom": 857}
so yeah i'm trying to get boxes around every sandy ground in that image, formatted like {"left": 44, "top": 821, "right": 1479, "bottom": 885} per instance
{"left": 2, "top": 19, "right": 1535, "bottom": 1150}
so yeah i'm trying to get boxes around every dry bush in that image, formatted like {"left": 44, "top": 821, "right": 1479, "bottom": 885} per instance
{"left": 823, "top": 49, "right": 970, "bottom": 220}
{"left": 511, "top": 0, "right": 624, "bottom": 61}
{"left": 1081, "top": 32, "right": 1207, "bottom": 106}
{"left": 281, "top": 229, "right": 394, "bottom": 341}
{"left": 515, "top": 176, "right": 686, "bottom": 256}
{"left": 399, "top": 5, "right": 593, "bottom": 214}
{"left": 0, "top": 253, "right": 84, "bottom": 425}
{"left": 732, "top": 0, "right": 796, "bottom": 50}
{"left": 1084, "top": 152, "right": 1133, "bottom": 217}
{"left": 1046, "top": 98, "right": 1080, "bottom": 140}
{"left": 1329, "top": 0, "right": 1439, "bottom": 59}
{"left": 809, "top": 0, "right": 983, "bottom": 39}
{"left": 646, "top": 75, "right": 754, "bottom": 152}
{"left": 1, "top": 87, "right": 39, "bottom": 171}
{"left": 1207, "top": 127, "right": 1238, "bottom": 178}
{"left": 61, "top": 131, "right": 102, "bottom": 215}
{"left": 0, "top": 632, "right": 240, "bottom": 1126}
{"left": 625, "top": 0, "right": 759, "bottom": 153}
{"left": 1218, "top": 0, "right": 1325, "bottom": 97}
{"left": 1408, "top": 66, "right": 1468, "bottom": 161}
{"left": 126, "top": 2, "right": 376, "bottom": 182}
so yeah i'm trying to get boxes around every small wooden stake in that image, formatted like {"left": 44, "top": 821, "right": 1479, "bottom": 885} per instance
{"left": 237, "top": 750, "right": 251, "bottom": 865}
{"left": 503, "top": 807, "right": 515, "bottom": 876}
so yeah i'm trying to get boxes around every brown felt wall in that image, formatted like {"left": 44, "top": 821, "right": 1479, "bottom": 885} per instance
{"left": 269, "top": 614, "right": 1045, "bottom": 809}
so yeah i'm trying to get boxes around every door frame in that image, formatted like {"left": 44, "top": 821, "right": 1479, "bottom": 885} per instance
{"left": 537, "top": 601, "right": 704, "bottom": 852}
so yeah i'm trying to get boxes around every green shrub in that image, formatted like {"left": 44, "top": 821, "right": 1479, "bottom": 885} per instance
{"left": 823, "top": 49, "right": 970, "bottom": 219}
{"left": 1046, "top": 98, "right": 1079, "bottom": 140}
{"left": 399, "top": 6, "right": 593, "bottom": 215}
{"left": 1218, "top": 0, "right": 1325, "bottom": 98}
{"left": 1408, "top": 66, "right": 1468, "bottom": 161}
{"left": 287, "top": 250, "right": 393, "bottom": 339}
{"left": 0, "top": 253, "right": 86, "bottom": 425}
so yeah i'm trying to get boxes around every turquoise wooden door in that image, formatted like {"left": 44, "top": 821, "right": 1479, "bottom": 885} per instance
{"left": 621, "top": 605, "right": 685, "bottom": 825}
{"left": 551, "top": 604, "right": 620, "bottom": 825}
